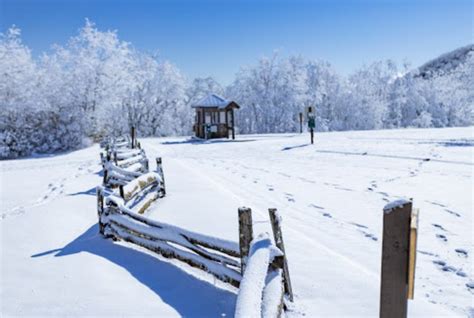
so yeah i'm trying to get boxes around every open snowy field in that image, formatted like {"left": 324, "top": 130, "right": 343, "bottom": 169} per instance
{"left": 1, "top": 127, "right": 473, "bottom": 317}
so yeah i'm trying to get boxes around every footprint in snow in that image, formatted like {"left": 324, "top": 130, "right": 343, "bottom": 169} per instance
{"left": 419, "top": 250, "right": 438, "bottom": 257}
{"left": 350, "top": 222, "right": 368, "bottom": 229}
{"left": 433, "top": 260, "right": 467, "bottom": 277}
{"left": 456, "top": 270, "right": 468, "bottom": 277}
{"left": 309, "top": 204, "right": 324, "bottom": 210}
{"left": 436, "top": 234, "right": 448, "bottom": 242}
{"left": 433, "top": 260, "right": 446, "bottom": 266}
{"left": 360, "top": 231, "right": 378, "bottom": 241}
{"left": 299, "top": 177, "right": 316, "bottom": 184}
{"left": 432, "top": 224, "right": 447, "bottom": 231}
{"left": 445, "top": 209, "right": 461, "bottom": 217}
{"left": 335, "top": 186, "right": 353, "bottom": 192}
{"left": 455, "top": 248, "right": 468, "bottom": 258}
{"left": 428, "top": 201, "right": 447, "bottom": 208}
{"left": 284, "top": 193, "right": 295, "bottom": 202}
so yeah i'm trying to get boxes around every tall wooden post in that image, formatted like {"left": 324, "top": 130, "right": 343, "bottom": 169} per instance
{"left": 231, "top": 109, "right": 235, "bottom": 140}
{"left": 299, "top": 112, "right": 303, "bottom": 134}
{"left": 131, "top": 126, "right": 136, "bottom": 148}
{"left": 238, "top": 207, "right": 253, "bottom": 273}
{"left": 225, "top": 110, "right": 229, "bottom": 139}
{"left": 380, "top": 200, "right": 412, "bottom": 318}
{"left": 269, "top": 208, "right": 294, "bottom": 302}
{"left": 307, "top": 106, "right": 315, "bottom": 144}
{"left": 97, "top": 187, "right": 105, "bottom": 235}
{"left": 407, "top": 208, "right": 419, "bottom": 300}
{"left": 156, "top": 157, "right": 166, "bottom": 196}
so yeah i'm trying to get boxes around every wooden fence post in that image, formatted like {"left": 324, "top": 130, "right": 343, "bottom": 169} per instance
{"left": 299, "top": 112, "right": 303, "bottom": 134}
{"left": 408, "top": 208, "right": 419, "bottom": 300}
{"left": 269, "top": 208, "right": 294, "bottom": 302}
{"left": 156, "top": 157, "right": 166, "bottom": 195}
{"left": 238, "top": 207, "right": 253, "bottom": 273}
{"left": 102, "top": 168, "right": 108, "bottom": 186}
{"left": 131, "top": 126, "right": 136, "bottom": 148}
{"left": 97, "top": 187, "right": 105, "bottom": 235}
{"left": 380, "top": 200, "right": 413, "bottom": 318}
{"left": 144, "top": 158, "right": 149, "bottom": 172}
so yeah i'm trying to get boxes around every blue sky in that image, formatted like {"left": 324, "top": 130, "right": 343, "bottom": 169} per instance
{"left": 1, "top": 0, "right": 472, "bottom": 83}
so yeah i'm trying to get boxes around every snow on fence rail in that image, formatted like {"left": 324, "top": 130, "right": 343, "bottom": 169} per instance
{"left": 236, "top": 207, "right": 293, "bottom": 317}
{"left": 100, "top": 134, "right": 153, "bottom": 188}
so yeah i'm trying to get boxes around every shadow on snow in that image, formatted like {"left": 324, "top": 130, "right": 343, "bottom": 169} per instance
{"left": 282, "top": 144, "right": 311, "bottom": 151}
{"left": 31, "top": 223, "right": 236, "bottom": 317}
{"left": 161, "top": 138, "right": 256, "bottom": 145}
{"left": 67, "top": 186, "right": 97, "bottom": 197}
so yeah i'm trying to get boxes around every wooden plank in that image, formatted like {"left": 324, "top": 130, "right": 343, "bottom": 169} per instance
{"left": 269, "top": 208, "right": 294, "bottom": 302}
{"left": 380, "top": 200, "right": 412, "bottom": 318}
{"left": 156, "top": 157, "right": 166, "bottom": 196}
{"left": 106, "top": 199, "right": 241, "bottom": 257}
{"left": 407, "top": 208, "right": 419, "bottom": 300}
{"left": 225, "top": 110, "right": 229, "bottom": 139}
{"left": 108, "top": 224, "right": 241, "bottom": 288}
{"left": 107, "top": 214, "right": 240, "bottom": 268}
{"left": 238, "top": 207, "right": 253, "bottom": 273}
{"left": 97, "top": 187, "right": 105, "bottom": 235}
{"left": 231, "top": 109, "right": 235, "bottom": 139}
{"left": 131, "top": 126, "right": 136, "bottom": 148}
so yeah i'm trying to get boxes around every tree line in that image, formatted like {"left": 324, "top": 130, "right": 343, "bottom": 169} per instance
{"left": 1, "top": 20, "right": 472, "bottom": 158}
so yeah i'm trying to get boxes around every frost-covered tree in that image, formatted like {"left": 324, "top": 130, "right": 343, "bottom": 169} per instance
{"left": 121, "top": 56, "right": 188, "bottom": 137}
{"left": 303, "top": 60, "right": 344, "bottom": 131}
{"left": 431, "top": 51, "right": 474, "bottom": 127}
{"left": 49, "top": 19, "right": 136, "bottom": 136}
{"left": 228, "top": 53, "right": 307, "bottom": 133}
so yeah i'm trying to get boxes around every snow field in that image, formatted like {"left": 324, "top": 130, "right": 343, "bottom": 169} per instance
{"left": 1, "top": 127, "right": 472, "bottom": 317}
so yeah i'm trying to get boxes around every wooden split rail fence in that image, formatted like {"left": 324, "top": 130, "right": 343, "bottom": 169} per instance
{"left": 96, "top": 132, "right": 418, "bottom": 318}
{"left": 97, "top": 137, "right": 293, "bottom": 316}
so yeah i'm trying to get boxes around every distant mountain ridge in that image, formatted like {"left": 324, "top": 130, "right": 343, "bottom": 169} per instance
{"left": 416, "top": 44, "right": 473, "bottom": 79}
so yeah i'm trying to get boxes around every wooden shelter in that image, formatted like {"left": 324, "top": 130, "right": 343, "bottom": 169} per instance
{"left": 192, "top": 94, "right": 240, "bottom": 139}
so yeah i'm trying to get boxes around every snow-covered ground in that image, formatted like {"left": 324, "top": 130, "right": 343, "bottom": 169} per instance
{"left": 1, "top": 127, "right": 473, "bottom": 317}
